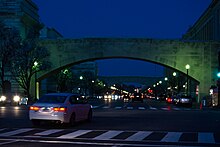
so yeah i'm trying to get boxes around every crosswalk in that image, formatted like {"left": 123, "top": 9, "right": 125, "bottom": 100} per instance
{"left": 92, "top": 105, "right": 198, "bottom": 111}
{"left": 0, "top": 128, "right": 219, "bottom": 145}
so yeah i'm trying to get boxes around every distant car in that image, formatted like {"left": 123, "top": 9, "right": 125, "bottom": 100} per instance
{"left": 19, "top": 97, "right": 28, "bottom": 105}
{"left": 123, "top": 94, "right": 130, "bottom": 102}
{"left": 0, "top": 95, "right": 7, "bottom": 105}
{"left": 0, "top": 94, "right": 21, "bottom": 106}
{"left": 176, "top": 95, "right": 193, "bottom": 107}
{"left": 166, "top": 96, "right": 173, "bottom": 104}
{"left": 132, "top": 93, "right": 143, "bottom": 102}
{"left": 29, "top": 93, "right": 92, "bottom": 126}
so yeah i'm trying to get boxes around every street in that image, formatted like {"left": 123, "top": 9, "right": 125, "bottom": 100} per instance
{"left": 0, "top": 98, "right": 220, "bottom": 146}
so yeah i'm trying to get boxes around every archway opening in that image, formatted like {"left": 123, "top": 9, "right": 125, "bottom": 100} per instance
{"left": 38, "top": 58, "right": 199, "bottom": 103}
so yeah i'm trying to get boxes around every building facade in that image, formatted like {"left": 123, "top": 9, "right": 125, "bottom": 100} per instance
{"left": 182, "top": 0, "right": 220, "bottom": 41}
{"left": 40, "top": 27, "right": 63, "bottom": 39}
{"left": 0, "top": 0, "right": 40, "bottom": 39}
{"left": 0, "top": 0, "right": 40, "bottom": 96}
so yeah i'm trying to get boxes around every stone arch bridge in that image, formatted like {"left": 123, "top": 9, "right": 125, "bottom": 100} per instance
{"left": 35, "top": 38, "right": 219, "bottom": 101}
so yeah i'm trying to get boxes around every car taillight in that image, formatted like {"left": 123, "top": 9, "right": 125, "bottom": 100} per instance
{"left": 53, "top": 107, "right": 67, "bottom": 112}
{"left": 30, "top": 106, "right": 40, "bottom": 111}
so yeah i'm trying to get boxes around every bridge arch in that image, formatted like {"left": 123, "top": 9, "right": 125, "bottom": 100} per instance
{"left": 36, "top": 38, "right": 219, "bottom": 100}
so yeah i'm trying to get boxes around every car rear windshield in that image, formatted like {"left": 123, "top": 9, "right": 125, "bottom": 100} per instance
{"left": 37, "top": 95, "right": 67, "bottom": 103}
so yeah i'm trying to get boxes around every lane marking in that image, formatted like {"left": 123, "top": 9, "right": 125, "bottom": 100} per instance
{"left": 91, "top": 106, "right": 99, "bottom": 109}
{"left": 161, "top": 108, "right": 169, "bottom": 110}
{"left": 0, "top": 128, "right": 33, "bottom": 136}
{"left": 0, "top": 128, "right": 6, "bottom": 132}
{"left": 138, "top": 107, "right": 145, "bottom": 110}
{"left": 35, "top": 129, "right": 63, "bottom": 136}
{"left": 125, "top": 131, "right": 152, "bottom": 141}
{"left": 103, "top": 106, "right": 110, "bottom": 109}
{"left": 173, "top": 108, "right": 181, "bottom": 111}
{"left": 127, "top": 107, "right": 133, "bottom": 110}
{"left": 57, "top": 130, "right": 92, "bottom": 139}
{"left": 149, "top": 107, "right": 157, "bottom": 110}
{"left": 161, "top": 132, "right": 182, "bottom": 142}
{"left": 115, "top": 107, "right": 122, "bottom": 109}
{"left": 93, "top": 130, "right": 123, "bottom": 140}
{"left": 198, "top": 132, "right": 215, "bottom": 144}
{"left": 0, "top": 140, "right": 18, "bottom": 145}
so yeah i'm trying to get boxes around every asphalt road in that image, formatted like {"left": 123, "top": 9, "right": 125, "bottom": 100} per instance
{"left": 0, "top": 98, "right": 220, "bottom": 146}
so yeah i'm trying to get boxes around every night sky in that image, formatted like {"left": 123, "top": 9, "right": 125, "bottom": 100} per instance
{"left": 33, "top": 0, "right": 212, "bottom": 77}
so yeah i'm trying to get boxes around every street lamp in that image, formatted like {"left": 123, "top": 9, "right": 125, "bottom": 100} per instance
{"left": 33, "top": 61, "right": 38, "bottom": 100}
{"left": 164, "top": 77, "right": 168, "bottom": 81}
{"left": 172, "top": 72, "right": 177, "bottom": 93}
{"left": 185, "top": 64, "right": 190, "bottom": 96}
{"left": 79, "top": 76, "right": 84, "bottom": 95}
{"left": 164, "top": 77, "right": 168, "bottom": 96}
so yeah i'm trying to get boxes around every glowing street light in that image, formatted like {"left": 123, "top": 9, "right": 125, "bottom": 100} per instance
{"left": 34, "top": 61, "right": 38, "bottom": 67}
{"left": 185, "top": 64, "right": 190, "bottom": 96}
{"left": 33, "top": 61, "right": 38, "bottom": 100}
{"left": 185, "top": 64, "right": 190, "bottom": 70}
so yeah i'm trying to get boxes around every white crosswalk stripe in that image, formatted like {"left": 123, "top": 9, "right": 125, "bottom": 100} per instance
{"left": 35, "top": 129, "right": 63, "bottom": 136}
{"left": 92, "top": 105, "right": 99, "bottom": 109}
{"left": 138, "top": 107, "right": 145, "bottom": 110}
{"left": 57, "top": 130, "right": 92, "bottom": 139}
{"left": 161, "top": 132, "right": 182, "bottom": 142}
{"left": 149, "top": 107, "right": 157, "bottom": 110}
{"left": 93, "top": 130, "right": 123, "bottom": 140}
{"left": 0, "top": 128, "right": 219, "bottom": 145}
{"left": 91, "top": 105, "right": 196, "bottom": 111}
{"left": 103, "top": 106, "right": 110, "bottom": 109}
{"left": 173, "top": 108, "right": 181, "bottom": 110}
{"left": 0, "top": 128, "right": 33, "bottom": 136}
{"left": 0, "top": 128, "right": 6, "bottom": 132}
{"left": 198, "top": 132, "right": 215, "bottom": 144}
{"left": 161, "top": 108, "right": 169, "bottom": 110}
{"left": 125, "top": 131, "right": 152, "bottom": 141}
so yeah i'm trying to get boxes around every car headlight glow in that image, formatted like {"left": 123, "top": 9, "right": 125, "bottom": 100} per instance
{"left": 0, "top": 96, "right": 6, "bottom": 102}
{"left": 13, "top": 95, "right": 20, "bottom": 102}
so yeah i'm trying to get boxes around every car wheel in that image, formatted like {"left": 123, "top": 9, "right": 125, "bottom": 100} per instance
{"left": 32, "top": 120, "right": 40, "bottom": 126}
{"left": 87, "top": 109, "right": 92, "bottom": 122}
{"left": 69, "top": 113, "right": 76, "bottom": 126}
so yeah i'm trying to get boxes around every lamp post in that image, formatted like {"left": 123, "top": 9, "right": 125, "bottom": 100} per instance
{"left": 33, "top": 61, "right": 38, "bottom": 100}
{"left": 172, "top": 72, "right": 177, "bottom": 94}
{"left": 79, "top": 76, "right": 83, "bottom": 94}
{"left": 164, "top": 77, "right": 168, "bottom": 96}
{"left": 185, "top": 64, "right": 190, "bottom": 96}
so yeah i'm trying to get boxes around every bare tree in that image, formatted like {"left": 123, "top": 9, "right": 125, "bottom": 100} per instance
{"left": 0, "top": 21, "right": 21, "bottom": 94}
{"left": 11, "top": 39, "right": 51, "bottom": 100}
{"left": 10, "top": 23, "right": 51, "bottom": 101}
